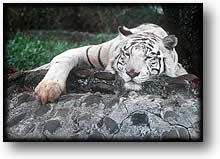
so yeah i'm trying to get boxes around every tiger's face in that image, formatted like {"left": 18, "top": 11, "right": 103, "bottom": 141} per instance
{"left": 112, "top": 31, "right": 178, "bottom": 90}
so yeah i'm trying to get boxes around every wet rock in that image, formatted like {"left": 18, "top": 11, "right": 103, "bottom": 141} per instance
{"left": 58, "top": 94, "right": 83, "bottom": 101}
{"left": 24, "top": 70, "right": 47, "bottom": 87}
{"left": 7, "top": 113, "right": 26, "bottom": 127}
{"left": 167, "top": 74, "right": 198, "bottom": 85}
{"left": 44, "top": 120, "right": 61, "bottom": 134}
{"left": 162, "top": 129, "right": 179, "bottom": 140}
{"left": 78, "top": 113, "right": 92, "bottom": 121}
{"left": 7, "top": 84, "right": 16, "bottom": 95}
{"left": 88, "top": 131, "right": 105, "bottom": 140}
{"left": 94, "top": 71, "right": 115, "bottom": 80}
{"left": 188, "top": 128, "right": 200, "bottom": 140}
{"left": 17, "top": 92, "right": 35, "bottom": 106}
{"left": 8, "top": 71, "right": 23, "bottom": 81}
{"left": 103, "top": 117, "right": 118, "bottom": 134}
{"left": 5, "top": 67, "right": 201, "bottom": 141}
{"left": 190, "top": 78, "right": 201, "bottom": 96}
{"left": 83, "top": 95, "right": 102, "bottom": 107}
{"left": 103, "top": 95, "right": 120, "bottom": 108}
{"left": 90, "top": 83, "right": 115, "bottom": 94}
{"left": 163, "top": 111, "right": 179, "bottom": 120}
{"left": 162, "top": 127, "right": 190, "bottom": 140}
{"left": 131, "top": 113, "right": 149, "bottom": 126}
{"left": 142, "top": 74, "right": 201, "bottom": 97}
{"left": 177, "top": 127, "right": 190, "bottom": 139}
{"left": 75, "top": 69, "right": 91, "bottom": 79}
{"left": 35, "top": 105, "right": 51, "bottom": 116}
{"left": 56, "top": 108, "right": 71, "bottom": 117}
{"left": 97, "top": 118, "right": 104, "bottom": 128}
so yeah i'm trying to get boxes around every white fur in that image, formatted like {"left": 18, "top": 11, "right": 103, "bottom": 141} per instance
{"left": 34, "top": 23, "right": 187, "bottom": 104}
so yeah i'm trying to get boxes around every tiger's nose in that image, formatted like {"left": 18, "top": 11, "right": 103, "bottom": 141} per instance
{"left": 126, "top": 69, "right": 140, "bottom": 78}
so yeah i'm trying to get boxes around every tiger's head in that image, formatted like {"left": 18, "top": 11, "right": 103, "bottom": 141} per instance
{"left": 112, "top": 26, "right": 178, "bottom": 90}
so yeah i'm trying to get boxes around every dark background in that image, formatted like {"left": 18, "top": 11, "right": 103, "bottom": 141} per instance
{"left": 5, "top": 3, "right": 203, "bottom": 77}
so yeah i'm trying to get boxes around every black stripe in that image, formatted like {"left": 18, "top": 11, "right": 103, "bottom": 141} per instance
{"left": 98, "top": 46, "right": 105, "bottom": 68}
{"left": 151, "top": 68, "right": 160, "bottom": 74}
{"left": 158, "top": 57, "right": 162, "bottom": 73}
{"left": 86, "top": 46, "right": 95, "bottom": 68}
{"left": 148, "top": 43, "right": 154, "bottom": 48}
{"left": 133, "top": 38, "right": 150, "bottom": 41}
{"left": 151, "top": 37, "right": 157, "bottom": 41}
{"left": 115, "top": 52, "right": 121, "bottom": 60}
{"left": 149, "top": 39, "right": 155, "bottom": 44}
{"left": 146, "top": 47, "right": 152, "bottom": 52}
{"left": 163, "top": 58, "right": 166, "bottom": 73}
{"left": 117, "top": 61, "right": 123, "bottom": 65}
{"left": 152, "top": 68, "right": 160, "bottom": 72}
{"left": 144, "top": 56, "right": 152, "bottom": 61}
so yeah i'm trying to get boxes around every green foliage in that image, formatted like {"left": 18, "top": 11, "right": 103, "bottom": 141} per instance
{"left": 7, "top": 33, "right": 74, "bottom": 71}
{"left": 7, "top": 32, "right": 115, "bottom": 71}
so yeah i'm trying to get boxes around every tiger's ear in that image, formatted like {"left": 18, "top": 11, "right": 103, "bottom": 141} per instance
{"left": 162, "top": 35, "right": 178, "bottom": 50}
{"left": 118, "top": 26, "right": 133, "bottom": 39}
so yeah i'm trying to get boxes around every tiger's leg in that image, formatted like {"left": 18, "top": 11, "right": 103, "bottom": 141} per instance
{"left": 35, "top": 48, "right": 87, "bottom": 104}
{"left": 104, "top": 63, "right": 116, "bottom": 74}
{"left": 104, "top": 55, "right": 117, "bottom": 74}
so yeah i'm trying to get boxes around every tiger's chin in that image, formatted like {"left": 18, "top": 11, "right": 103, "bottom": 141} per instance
{"left": 124, "top": 81, "right": 142, "bottom": 91}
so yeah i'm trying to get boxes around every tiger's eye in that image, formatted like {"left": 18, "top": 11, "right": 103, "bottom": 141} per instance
{"left": 125, "top": 52, "right": 130, "bottom": 56}
{"left": 157, "top": 51, "right": 161, "bottom": 55}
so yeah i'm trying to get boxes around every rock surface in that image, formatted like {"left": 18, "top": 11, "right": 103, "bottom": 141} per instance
{"left": 5, "top": 68, "right": 202, "bottom": 141}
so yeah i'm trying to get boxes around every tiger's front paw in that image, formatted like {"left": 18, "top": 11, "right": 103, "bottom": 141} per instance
{"left": 35, "top": 81, "right": 63, "bottom": 104}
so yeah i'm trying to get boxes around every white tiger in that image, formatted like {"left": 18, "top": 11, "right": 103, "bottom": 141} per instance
{"left": 34, "top": 23, "right": 187, "bottom": 104}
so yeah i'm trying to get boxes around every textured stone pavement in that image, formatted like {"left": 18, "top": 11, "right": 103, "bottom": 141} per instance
{"left": 5, "top": 69, "right": 202, "bottom": 141}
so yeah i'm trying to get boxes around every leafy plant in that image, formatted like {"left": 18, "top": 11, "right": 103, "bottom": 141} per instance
{"left": 7, "top": 32, "right": 115, "bottom": 71}
{"left": 7, "top": 33, "right": 75, "bottom": 71}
